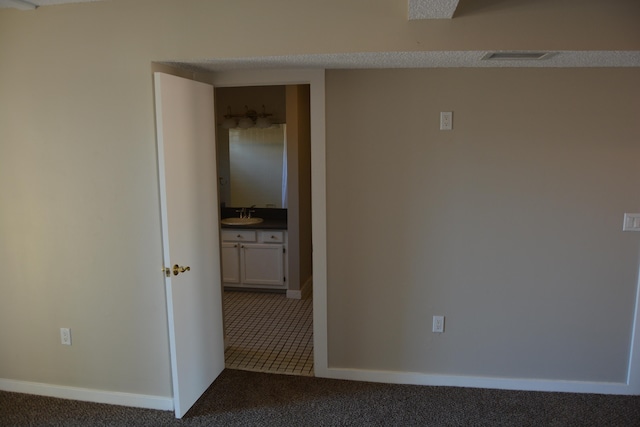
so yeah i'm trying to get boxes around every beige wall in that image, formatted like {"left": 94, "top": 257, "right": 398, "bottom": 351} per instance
{"left": 0, "top": 0, "right": 638, "bottom": 399}
{"left": 326, "top": 68, "right": 640, "bottom": 381}
{"left": 286, "top": 85, "right": 313, "bottom": 291}
{"left": 296, "top": 86, "right": 313, "bottom": 289}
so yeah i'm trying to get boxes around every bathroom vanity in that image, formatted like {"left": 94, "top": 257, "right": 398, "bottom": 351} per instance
{"left": 221, "top": 228, "right": 288, "bottom": 290}
{"left": 220, "top": 207, "right": 288, "bottom": 292}
{"left": 215, "top": 105, "right": 311, "bottom": 297}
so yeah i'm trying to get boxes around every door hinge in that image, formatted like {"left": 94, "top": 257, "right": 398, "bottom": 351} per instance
{"left": 284, "top": 276, "right": 286, "bottom": 282}
{"left": 283, "top": 247, "right": 286, "bottom": 254}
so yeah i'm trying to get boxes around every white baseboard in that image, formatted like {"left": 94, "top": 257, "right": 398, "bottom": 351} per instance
{"left": 324, "top": 367, "right": 638, "bottom": 396}
{"left": 0, "top": 378, "right": 173, "bottom": 411}
{"left": 286, "top": 276, "right": 313, "bottom": 300}
{"left": 1, "top": 368, "right": 634, "bottom": 414}
{"left": 286, "top": 289, "right": 301, "bottom": 299}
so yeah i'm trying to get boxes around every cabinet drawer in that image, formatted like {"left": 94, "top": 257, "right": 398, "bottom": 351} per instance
{"left": 221, "top": 230, "right": 257, "bottom": 242}
{"left": 260, "top": 231, "right": 284, "bottom": 243}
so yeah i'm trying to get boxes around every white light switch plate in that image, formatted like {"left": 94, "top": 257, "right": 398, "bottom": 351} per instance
{"left": 623, "top": 213, "right": 640, "bottom": 231}
{"left": 440, "top": 112, "right": 452, "bottom": 130}
{"left": 432, "top": 315, "right": 445, "bottom": 333}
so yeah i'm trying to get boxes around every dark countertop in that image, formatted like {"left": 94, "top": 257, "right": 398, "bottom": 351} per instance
{"left": 220, "top": 218, "right": 287, "bottom": 230}
{"left": 220, "top": 207, "right": 287, "bottom": 230}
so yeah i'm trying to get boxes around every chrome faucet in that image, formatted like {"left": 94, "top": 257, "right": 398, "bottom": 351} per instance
{"left": 235, "top": 206, "right": 256, "bottom": 219}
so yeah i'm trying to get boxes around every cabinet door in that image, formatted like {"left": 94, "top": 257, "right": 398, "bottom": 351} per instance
{"left": 241, "top": 243, "right": 284, "bottom": 286}
{"left": 221, "top": 242, "right": 240, "bottom": 284}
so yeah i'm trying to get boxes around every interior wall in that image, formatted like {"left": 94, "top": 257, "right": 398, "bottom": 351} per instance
{"left": 325, "top": 68, "right": 640, "bottom": 382}
{"left": 285, "top": 86, "right": 301, "bottom": 291}
{"left": 0, "top": 0, "right": 638, "bottom": 400}
{"left": 297, "top": 86, "right": 313, "bottom": 288}
{"left": 285, "top": 85, "right": 313, "bottom": 291}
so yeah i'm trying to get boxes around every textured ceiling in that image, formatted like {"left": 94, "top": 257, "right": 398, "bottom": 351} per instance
{"left": 167, "top": 51, "right": 640, "bottom": 72}
{"left": 408, "top": 0, "right": 459, "bottom": 19}
{"left": 2, "top": 0, "right": 638, "bottom": 69}
{"left": 0, "top": 0, "right": 101, "bottom": 9}
{"left": 2, "top": 0, "right": 459, "bottom": 16}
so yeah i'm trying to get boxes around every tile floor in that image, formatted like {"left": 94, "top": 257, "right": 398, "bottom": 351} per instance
{"left": 223, "top": 290, "right": 314, "bottom": 376}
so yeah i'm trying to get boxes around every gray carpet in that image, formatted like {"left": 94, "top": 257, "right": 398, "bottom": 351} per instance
{"left": 1, "top": 369, "right": 639, "bottom": 426}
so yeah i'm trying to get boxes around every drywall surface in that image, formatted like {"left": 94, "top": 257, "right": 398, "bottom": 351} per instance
{"left": 0, "top": 0, "right": 638, "bottom": 399}
{"left": 325, "top": 68, "right": 640, "bottom": 382}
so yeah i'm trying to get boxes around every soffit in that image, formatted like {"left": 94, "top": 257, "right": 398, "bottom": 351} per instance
{"left": 0, "top": 0, "right": 459, "bottom": 15}
{"left": 0, "top": 0, "right": 460, "bottom": 16}
{"left": 408, "top": 0, "right": 459, "bottom": 19}
{"left": 164, "top": 51, "right": 640, "bottom": 72}
{"left": 1, "top": 0, "right": 458, "bottom": 14}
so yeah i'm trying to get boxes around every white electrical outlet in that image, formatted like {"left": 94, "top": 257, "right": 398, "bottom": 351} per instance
{"left": 60, "top": 328, "right": 72, "bottom": 346}
{"left": 440, "top": 112, "right": 453, "bottom": 130}
{"left": 432, "top": 316, "right": 445, "bottom": 333}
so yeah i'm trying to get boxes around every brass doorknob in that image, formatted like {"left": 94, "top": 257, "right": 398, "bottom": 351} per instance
{"left": 173, "top": 264, "right": 191, "bottom": 276}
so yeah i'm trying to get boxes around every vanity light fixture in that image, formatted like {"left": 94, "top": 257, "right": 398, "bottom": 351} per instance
{"left": 238, "top": 113, "right": 254, "bottom": 129}
{"left": 221, "top": 105, "right": 274, "bottom": 129}
{"left": 221, "top": 106, "right": 237, "bottom": 129}
{"left": 255, "top": 105, "right": 273, "bottom": 129}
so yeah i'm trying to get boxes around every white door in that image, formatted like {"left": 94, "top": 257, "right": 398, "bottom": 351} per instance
{"left": 154, "top": 72, "right": 225, "bottom": 419}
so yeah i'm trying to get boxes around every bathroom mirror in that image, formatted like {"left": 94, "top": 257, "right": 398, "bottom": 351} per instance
{"left": 218, "top": 125, "right": 287, "bottom": 208}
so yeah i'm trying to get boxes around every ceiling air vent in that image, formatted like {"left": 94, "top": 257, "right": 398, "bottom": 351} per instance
{"left": 482, "top": 52, "right": 552, "bottom": 61}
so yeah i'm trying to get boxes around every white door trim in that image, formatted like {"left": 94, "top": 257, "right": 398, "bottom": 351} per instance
{"left": 626, "top": 267, "right": 640, "bottom": 394}
{"left": 209, "top": 69, "right": 328, "bottom": 377}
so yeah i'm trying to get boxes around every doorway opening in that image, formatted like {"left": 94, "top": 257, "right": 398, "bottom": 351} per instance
{"left": 214, "top": 84, "right": 313, "bottom": 376}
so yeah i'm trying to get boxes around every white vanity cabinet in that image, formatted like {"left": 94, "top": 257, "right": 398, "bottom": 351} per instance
{"left": 221, "top": 229, "right": 287, "bottom": 290}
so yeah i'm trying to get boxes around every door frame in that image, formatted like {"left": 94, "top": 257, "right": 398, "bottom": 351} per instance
{"left": 206, "top": 69, "right": 328, "bottom": 377}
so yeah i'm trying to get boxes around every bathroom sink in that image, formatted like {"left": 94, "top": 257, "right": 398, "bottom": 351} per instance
{"left": 221, "top": 217, "right": 264, "bottom": 226}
